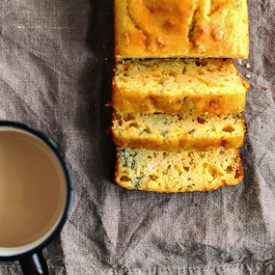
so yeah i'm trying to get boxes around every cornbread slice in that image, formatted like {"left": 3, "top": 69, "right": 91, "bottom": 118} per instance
{"left": 112, "top": 112, "right": 245, "bottom": 151}
{"left": 112, "top": 59, "right": 249, "bottom": 114}
{"left": 115, "top": 148, "right": 243, "bottom": 193}
{"left": 115, "top": 0, "right": 249, "bottom": 59}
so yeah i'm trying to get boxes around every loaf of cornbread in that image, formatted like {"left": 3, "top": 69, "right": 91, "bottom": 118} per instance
{"left": 112, "top": 112, "right": 245, "bottom": 151}
{"left": 114, "top": 0, "right": 249, "bottom": 59}
{"left": 112, "top": 59, "right": 249, "bottom": 114}
{"left": 115, "top": 147, "right": 243, "bottom": 192}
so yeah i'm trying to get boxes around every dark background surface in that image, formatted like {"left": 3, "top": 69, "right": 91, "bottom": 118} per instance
{"left": 1, "top": 0, "right": 275, "bottom": 274}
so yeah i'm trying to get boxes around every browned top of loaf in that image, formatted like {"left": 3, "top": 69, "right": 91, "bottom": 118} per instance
{"left": 114, "top": 0, "right": 249, "bottom": 59}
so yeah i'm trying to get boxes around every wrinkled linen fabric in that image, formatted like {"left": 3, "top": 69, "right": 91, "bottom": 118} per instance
{"left": 0, "top": 0, "right": 275, "bottom": 274}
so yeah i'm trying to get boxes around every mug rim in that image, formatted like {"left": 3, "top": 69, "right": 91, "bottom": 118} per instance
{"left": 0, "top": 121, "right": 73, "bottom": 261}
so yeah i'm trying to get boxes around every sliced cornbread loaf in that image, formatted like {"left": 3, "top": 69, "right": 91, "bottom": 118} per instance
{"left": 114, "top": 0, "right": 249, "bottom": 59}
{"left": 112, "top": 112, "right": 245, "bottom": 151}
{"left": 115, "top": 147, "right": 243, "bottom": 193}
{"left": 112, "top": 59, "right": 249, "bottom": 114}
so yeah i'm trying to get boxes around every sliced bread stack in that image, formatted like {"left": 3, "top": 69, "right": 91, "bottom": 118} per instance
{"left": 111, "top": 0, "right": 249, "bottom": 192}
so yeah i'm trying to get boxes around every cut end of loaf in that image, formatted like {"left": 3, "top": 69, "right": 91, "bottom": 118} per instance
{"left": 115, "top": 147, "right": 243, "bottom": 193}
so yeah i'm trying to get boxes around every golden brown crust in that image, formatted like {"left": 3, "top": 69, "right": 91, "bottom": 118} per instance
{"left": 240, "top": 115, "right": 247, "bottom": 138}
{"left": 112, "top": 133, "right": 244, "bottom": 151}
{"left": 234, "top": 150, "right": 244, "bottom": 182}
{"left": 115, "top": 181, "right": 241, "bottom": 193}
{"left": 112, "top": 84, "right": 247, "bottom": 114}
{"left": 114, "top": 0, "right": 249, "bottom": 59}
{"left": 115, "top": 176, "right": 244, "bottom": 193}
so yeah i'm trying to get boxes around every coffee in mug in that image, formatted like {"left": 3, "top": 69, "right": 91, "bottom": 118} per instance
{"left": 0, "top": 122, "right": 73, "bottom": 275}
{"left": 0, "top": 128, "right": 67, "bottom": 248}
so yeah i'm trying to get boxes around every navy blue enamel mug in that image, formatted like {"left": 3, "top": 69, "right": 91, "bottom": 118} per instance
{"left": 0, "top": 122, "right": 73, "bottom": 275}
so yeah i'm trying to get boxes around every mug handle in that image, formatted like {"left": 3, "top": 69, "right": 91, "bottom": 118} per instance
{"left": 19, "top": 251, "right": 49, "bottom": 275}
